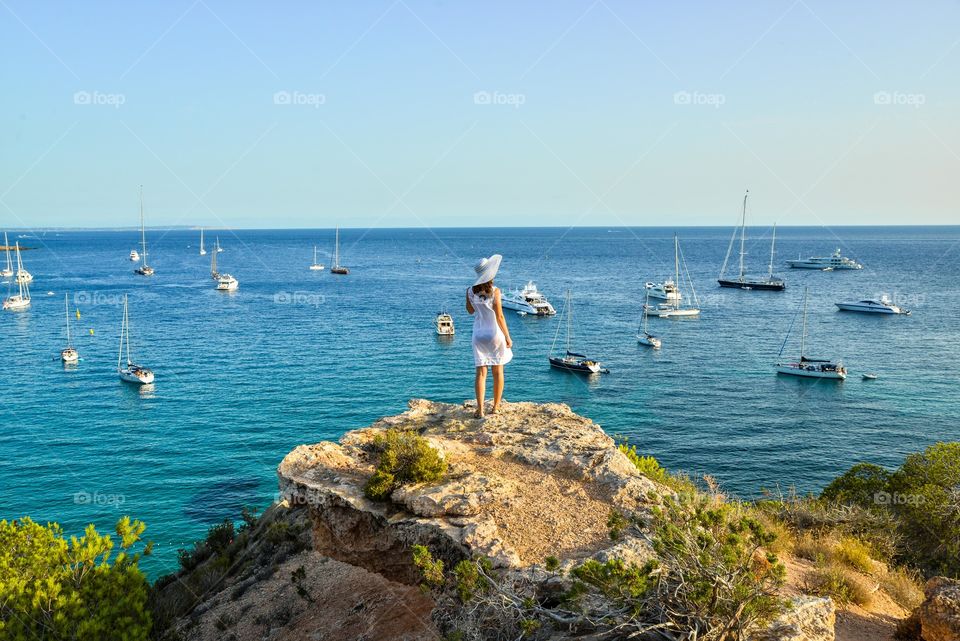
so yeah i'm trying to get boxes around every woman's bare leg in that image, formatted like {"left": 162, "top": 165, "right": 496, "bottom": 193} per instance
{"left": 474, "top": 366, "right": 487, "bottom": 417}
{"left": 491, "top": 365, "right": 504, "bottom": 413}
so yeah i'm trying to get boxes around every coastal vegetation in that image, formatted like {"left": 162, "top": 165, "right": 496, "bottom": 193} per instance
{"left": 0, "top": 516, "right": 152, "bottom": 641}
{"left": 4, "top": 435, "right": 957, "bottom": 640}
{"left": 363, "top": 428, "right": 447, "bottom": 500}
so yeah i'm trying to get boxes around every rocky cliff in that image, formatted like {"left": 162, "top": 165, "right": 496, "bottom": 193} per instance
{"left": 154, "top": 399, "right": 838, "bottom": 641}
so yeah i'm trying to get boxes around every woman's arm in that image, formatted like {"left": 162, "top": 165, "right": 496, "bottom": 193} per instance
{"left": 493, "top": 289, "right": 512, "bottom": 348}
{"left": 466, "top": 288, "right": 475, "bottom": 314}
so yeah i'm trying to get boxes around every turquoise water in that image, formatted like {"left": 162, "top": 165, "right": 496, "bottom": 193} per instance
{"left": 1, "top": 226, "right": 958, "bottom": 577}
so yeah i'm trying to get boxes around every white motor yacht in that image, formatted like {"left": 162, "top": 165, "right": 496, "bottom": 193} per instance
{"left": 787, "top": 249, "right": 862, "bottom": 270}
{"left": 645, "top": 279, "right": 681, "bottom": 303}
{"left": 435, "top": 312, "right": 455, "bottom": 336}
{"left": 502, "top": 281, "right": 556, "bottom": 316}
{"left": 129, "top": 249, "right": 140, "bottom": 261}
{"left": 836, "top": 295, "right": 908, "bottom": 315}
{"left": 216, "top": 274, "right": 239, "bottom": 291}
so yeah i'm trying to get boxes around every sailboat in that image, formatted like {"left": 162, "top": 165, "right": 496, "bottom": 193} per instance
{"left": 309, "top": 245, "right": 325, "bottom": 271}
{"left": 637, "top": 290, "right": 661, "bottom": 348}
{"left": 776, "top": 287, "right": 846, "bottom": 380}
{"left": 2, "top": 232, "right": 14, "bottom": 277}
{"left": 210, "top": 243, "right": 220, "bottom": 280}
{"left": 646, "top": 235, "right": 701, "bottom": 318}
{"left": 61, "top": 293, "right": 79, "bottom": 363}
{"left": 118, "top": 294, "right": 154, "bottom": 384}
{"left": 216, "top": 236, "right": 224, "bottom": 253}
{"left": 331, "top": 226, "right": 349, "bottom": 275}
{"left": 549, "top": 290, "right": 608, "bottom": 374}
{"left": 718, "top": 191, "right": 785, "bottom": 291}
{"left": 2, "top": 243, "right": 31, "bottom": 310}
{"left": 199, "top": 228, "right": 206, "bottom": 255}
{"left": 134, "top": 186, "right": 155, "bottom": 276}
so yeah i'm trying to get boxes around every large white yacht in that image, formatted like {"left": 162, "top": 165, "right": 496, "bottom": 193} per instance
{"left": 836, "top": 295, "right": 909, "bottom": 315}
{"left": 786, "top": 249, "right": 862, "bottom": 270}
{"left": 501, "top": 281, "right": 556, "bottom": 316}
{"left": 644, "top": 279, "right": 681, "bottom": 304}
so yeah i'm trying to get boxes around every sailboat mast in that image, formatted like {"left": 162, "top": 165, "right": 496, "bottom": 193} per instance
{"left": 15, "top": 244, "right": 26, "bottom": 299}
{"left": 674, "top": 235, "right": 680, "bottom": 309}
{"left": 139, "top": 186, "right": 148, "bottom": 266}
{"left": 118, "top": 297, "right": 126, "bottom": 370}
{"left": 64, "top": 294, "right": 71, "bottom": 344}
{"left": 3, "top": 232, "right": 10, "bottom": 272}
{"left": 800, "top": 287, "right": 807, "bottom": 360}
{"left": 739, "top": 190, "right": 748, "bottom": 280}
{"left": 334, "top": 227, "right": 340, "bottom": 267}
{"left": 768, "top": 224, "right": 777, "bottom": 278}
{"left": 566, "top": 290, "right": 572, "bottom": 353}
{"left": 125, "top": 296, "right": 132, "bottom": 366}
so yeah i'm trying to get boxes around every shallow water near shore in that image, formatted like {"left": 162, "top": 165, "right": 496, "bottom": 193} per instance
{"left": 1, "top": 225, "right": 958, "bottom": 576}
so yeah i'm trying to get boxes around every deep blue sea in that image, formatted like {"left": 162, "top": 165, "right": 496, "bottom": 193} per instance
{"left": 1, "top": 226, "right": 958, "bottom": 577}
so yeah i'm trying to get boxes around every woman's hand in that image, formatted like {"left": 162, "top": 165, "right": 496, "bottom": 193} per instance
{"left": 505, "top": 336, "right": 513, "bottom": 348}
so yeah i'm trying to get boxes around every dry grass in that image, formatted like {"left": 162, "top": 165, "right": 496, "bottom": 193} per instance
{"left": 805, "top": 563, "right": 876, "bottom": 607}
{"left": 834, "top": 536, "right": 875, "bottom": 574}
{"left": 879, "top": 566, "right": 924, "bottom": 610}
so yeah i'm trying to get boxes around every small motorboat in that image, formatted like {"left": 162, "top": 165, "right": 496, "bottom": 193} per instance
{"left": 435, "top": 311, "right": 455, "bottom": 336}
{"left": 862, "top": 373, "right": 878, "bottom": 380}
{"left": 129, "top": 249, "right": 140, "bottom": 261}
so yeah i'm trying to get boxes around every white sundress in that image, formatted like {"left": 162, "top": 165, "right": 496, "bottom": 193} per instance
{"left": 469, "top": 287, "right": 513, "bottom": 367}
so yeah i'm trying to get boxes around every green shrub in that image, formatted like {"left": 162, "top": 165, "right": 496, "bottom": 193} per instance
{"left": 205, "top": 518, "right": 235, "bottom": 555}
{"left": 888, "top": 442, "right": 960, "bottom": 577}
{"left": 821, "top": 462, "right": 892, "bottom": 508}
{"left": 617, "top": 443, "right": 669, "bottom": 483}
{"left": 567, "top": 492, "right": 785, "bottom": 637}
{"left": 0, "top": 516, "right": 152, "bottom": 641}
{"left": 364, "top": 430, "right": 447, "bottom": 500}
{"left": 412, "top": 545, "right": 444, "bottom": 588}
{"left": 606, "top": 510, "right": 629, "bottom": 540}
{"left": 544, "top": 556, "right": 560, "bottom": 572}
{"left": 453, "top": 558, "right": 491, "bottom": 603}
{"left": 835, "top": 536, "right": 874, "bottom": 574}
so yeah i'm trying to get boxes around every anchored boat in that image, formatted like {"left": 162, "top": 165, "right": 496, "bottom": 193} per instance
{"left": 718, "top": 190, "right": 785, "bottom": 291}
{"left": 118, "top": 295, "right": 155, "bottom": 385}
{"left": 501, "top": 281, "right": 556, "bottom": 316}
{"left": 787, "top": 249, "right": 862, "bottom": 270}
{"left": 776, "top": 287, "right": 846, "bottom": 380}
{"left": 549, "top": 290, "right": 608, "bottom": 374}
{"left": 133, "top": 187, "right": 155, "bottom": 276}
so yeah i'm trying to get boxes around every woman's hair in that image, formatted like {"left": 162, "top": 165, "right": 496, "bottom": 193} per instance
{"left": 472, "top": 280, "right": 494, "bottom": 298}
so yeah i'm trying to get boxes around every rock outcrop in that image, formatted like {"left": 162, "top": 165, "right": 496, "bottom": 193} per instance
{"left": 900, "top": 577, "right": 960, "bottom": 641}
{"left": 277, "top": 399, "right": 663, "bottom": 578}
{"left": 156, "top": 399, "right": 840, "bottom": 641}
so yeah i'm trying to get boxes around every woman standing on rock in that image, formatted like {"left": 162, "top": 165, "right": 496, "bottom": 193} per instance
{"left": 466, "top": 254, "right": 513, "bottom": 418}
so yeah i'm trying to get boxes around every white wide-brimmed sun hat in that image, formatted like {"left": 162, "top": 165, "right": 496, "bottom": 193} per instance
{"left": 472, "top": 254, "right": 502, "bottom": 286}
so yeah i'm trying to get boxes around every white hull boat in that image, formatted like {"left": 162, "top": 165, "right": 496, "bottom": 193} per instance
{"left": 435, "top": 312, "right": 455, "bottom": 336}
{"left": 776, "top": 362, "right": 847, "bottom": 379}
{"left": 199, "top": 228, "right": 206, "bottom": 255}
{"left": 776, "top": 287, "right": 846, "bottom": 381}
{"left": 129, "top": 249, "right": 140, "bottom": 261}
{"left": 835, "top": 296, "right": 908, "bottom": 315}
{"left": 646, "top": 235, "right": 700, "bottom": 318}
{"left": 16, "top": 270, "right": 33, "bottom": 283}
{"left": 216, "top": 274, "right": 239, "bottom": 291}
{"left": 61, "top": 293, "right": 79, "bottom": 363}
{"left": 637, "top": 291, "right": 661, "bottom": 348}
{"left": 118, "top": 295, "right": 154, "bottom": 385}
{"left": 502, "top": 281, "right": 556, "bottom": 316}
{"left": 1, "top": 232, "right": 13, "bottom": 277}
{"left": 309, "top": 245, "right": 325, "bottom": 271}
{"left": 787, "top": 249, "right": 862, "bottom": 270}
{"left": 3, "top": 243, "right": 31, "bottom": 311}
{"left": 134, "top": 187, "right": 154, "bottom": 276}
{"left": 644, "top": 280, "right": 681, "bottom": 303}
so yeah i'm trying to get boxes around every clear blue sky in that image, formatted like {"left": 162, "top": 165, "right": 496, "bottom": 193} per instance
{"left": 2, "top": 1, "right": 958, "bottom": 228}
